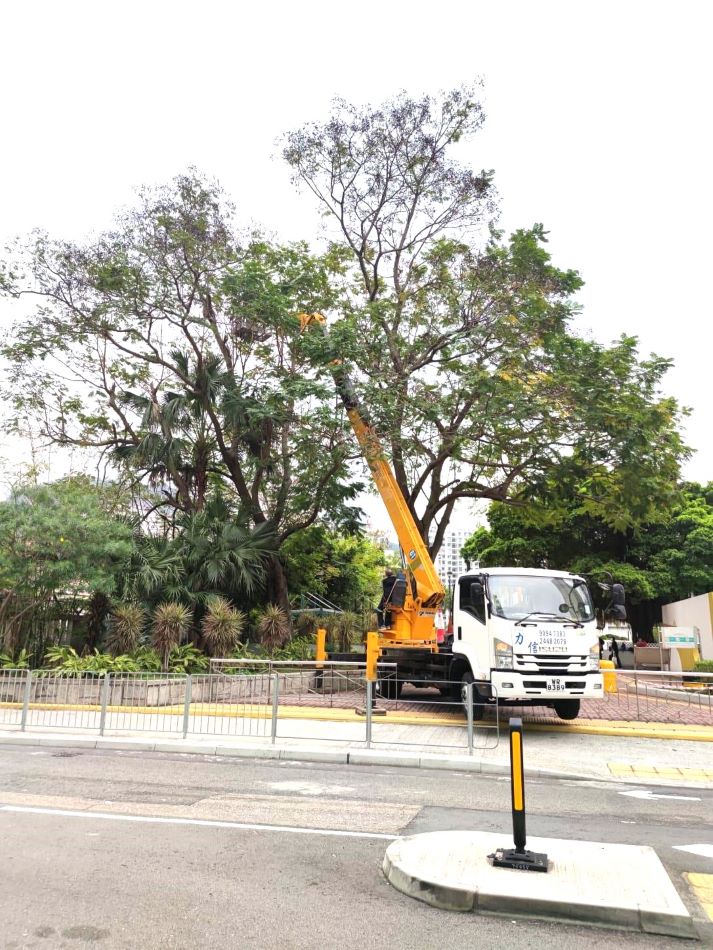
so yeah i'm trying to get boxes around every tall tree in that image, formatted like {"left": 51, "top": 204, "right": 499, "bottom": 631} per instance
{"left": 1, "top": 173, "right": 361, "bottom": 612}
{"left": 284, "top": 89, "right": 688, "bottom": 554}
{"left": 0, "top": 476, "right": 135, "bottom": 657}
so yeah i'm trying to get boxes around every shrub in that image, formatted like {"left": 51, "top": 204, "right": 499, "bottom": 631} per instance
{"left": 152, "top": 602, "right": 193, "bottom": 671}
{"left": 167, "top": 644, "right": 209, "bottom": 674}
{"left": 131, "top": 646, "right": 162, "bottom": 672}
{"left": 332, "top": 612, "right": 360, "bottom": 653}
{"left": 0, "top": 648, "right": 31, "bottom": 669}
{"left": 108, "top": 603, "right": 146, "bottom": 655}
{"left": 693, "top": 660, "right": 713, "bottom": 674}
{"left": 256, "top": 604, "right": 291, "bottom": 652}
{"left": 201, "top": 596, "right": 245, "bottom": 657}
{"left": 272, "top": 636, "right": 314, "bottom": 661}
{"left": 294, "top": 613, "right": 319, "bottom": 638}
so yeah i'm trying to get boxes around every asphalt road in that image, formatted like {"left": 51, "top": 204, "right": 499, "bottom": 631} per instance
{"left": 1, "top": 743, "right": 712, "bottom": 949}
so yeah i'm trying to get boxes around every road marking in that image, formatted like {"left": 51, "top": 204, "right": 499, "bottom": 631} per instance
{"left": 0, "top": 804, "right": 397, "bottom": 840}
{"left": 266, "top": 781, "right": 355, "bottom": 796}
{"left": 609, "top": 762, "right": 713, "bottom": 780}
{"left": 674, "top": 844, "right": 713, "bottom": 859}
{"left": 620, "top": 790, "right": 702, "bottom": 802}
{"left": 686, "top": 873, "right": 713, "bottom": 922}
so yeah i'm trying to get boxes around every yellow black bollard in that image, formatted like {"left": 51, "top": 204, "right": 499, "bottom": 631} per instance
{"left": 489, "top": 718, "right": 548, "bottom": 872}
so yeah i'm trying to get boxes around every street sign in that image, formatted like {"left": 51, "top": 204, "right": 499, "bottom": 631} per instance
{"left": 659, "top": 626, "right": 697, "bottom": 646}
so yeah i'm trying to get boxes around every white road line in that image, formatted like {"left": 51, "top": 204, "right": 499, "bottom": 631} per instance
{"left": 620, "top": 790, "right": 702, "bottom": 802}
{"left": 673, "top": 844, "right": 713, "bottom": 859}
{"left": 0, "top": 803, "right": 397, "bottom": 840}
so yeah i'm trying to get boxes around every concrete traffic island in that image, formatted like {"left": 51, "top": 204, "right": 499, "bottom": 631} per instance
{"left": 383, "top": 830, "right": 696, "bottom": 938}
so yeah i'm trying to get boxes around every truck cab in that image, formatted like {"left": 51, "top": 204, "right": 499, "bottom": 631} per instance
{"left": 450, "top": 567, "right": 603, "bottom": 719}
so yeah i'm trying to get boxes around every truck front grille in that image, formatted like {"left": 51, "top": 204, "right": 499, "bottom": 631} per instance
{"left": 514, "top": 653, "right": 588, "bottom": 675}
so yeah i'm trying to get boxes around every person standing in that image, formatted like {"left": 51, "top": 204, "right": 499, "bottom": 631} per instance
{"left": 377, "top": 568, "right": 396, "bottom": 628}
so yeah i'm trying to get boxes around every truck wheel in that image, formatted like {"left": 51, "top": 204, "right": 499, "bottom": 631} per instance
{"left": 378, "top": 676, "right": 403, "bottom": 700}
{"left": 554, "top": 699, "right": 580, "bottom": 720}
{"left": 461, "top": 672, "right": 484, "bottom": 721}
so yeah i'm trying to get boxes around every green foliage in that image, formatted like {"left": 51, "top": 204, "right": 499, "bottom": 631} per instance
{"left": 201, "top": 595, "right": 245, "bottom": 657}
{"left": 463, "top": 482, "right": 713, "bottom": 609}
{"left": 0, "top": 648, "right": 31, "bottom": 669}
{"left": 285, "top": 91, "right": 688, "bottom": 556}
{"left": 331, "top": 612, "right": 361, "bottom": 653}
{"left": 85, "top": 590, "right": 112, "bottom": 652}
{"left": 272, "top": 636, "right": 314, "bottom": 661}
{"left": 166, "top": 644, "right": 209, "bottom": 674}
{"left": 1, "top": 172, "right": 361, "bottom": 615}
{"left": 40, "top": 643, "right": 207, "bottom": 674}
{"left": 0, "top": 476, "right": 135, "bottom": 654}
{"left": 294, "top": 612, "right": 319, "bottom": 639}
{"left": 693, "top": 660, "right": 713, "bottom": 674}
{"left": 282, "top": 526, "right": 385, "bottom": 610}
{"left": 131, "top": 646, "right": 162, "bottom": 672}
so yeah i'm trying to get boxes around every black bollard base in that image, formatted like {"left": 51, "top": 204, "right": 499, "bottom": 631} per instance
{"left": 489, "top": 847, "right": 549, "bottom": 872}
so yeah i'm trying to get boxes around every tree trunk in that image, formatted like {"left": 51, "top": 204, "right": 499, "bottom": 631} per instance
{"left": 266, "top": 556, "right": 292, "bottom": 623}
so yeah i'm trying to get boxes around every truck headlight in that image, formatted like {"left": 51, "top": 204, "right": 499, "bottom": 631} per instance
{"left": 494, "top": 639, "right": 513, "bottom": 670}
{"left": 587, "top": 644, "right": 600, "bottom": 671}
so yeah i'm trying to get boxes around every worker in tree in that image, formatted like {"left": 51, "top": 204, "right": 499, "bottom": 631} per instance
{"left": 377, "top": 568, "right": 397, "bottom": 628}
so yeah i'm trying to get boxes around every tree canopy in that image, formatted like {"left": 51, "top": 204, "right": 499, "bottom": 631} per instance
{"left": 0, "top": 88, "right": 693, "bottom": 626}
{"left": 0, "top": 476, "right": 135, "bottom": 655}
{"left": 284, "top": 87, "right": 689, "bottom": 554}
{"left": 1, "top": 174, "right": 362, "bottom": 610}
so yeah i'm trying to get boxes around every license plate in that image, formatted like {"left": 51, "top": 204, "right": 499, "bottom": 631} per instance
{"left": 546, "top": 678, "right": 565, "bottom": 691}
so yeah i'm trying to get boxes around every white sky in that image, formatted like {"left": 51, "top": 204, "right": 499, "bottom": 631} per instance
{"left": 1, "top": 0, "right": 711, "bottom": 532}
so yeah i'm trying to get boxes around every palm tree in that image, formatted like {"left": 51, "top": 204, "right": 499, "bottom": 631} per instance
{"left": 177, "top": 502, "right": 276, "bottom": 598}
{"left": 201, "top": 595, "right": 245, "bottom": 657}
{"left": 152, "top": 602, "right": 192, "bottom": 671}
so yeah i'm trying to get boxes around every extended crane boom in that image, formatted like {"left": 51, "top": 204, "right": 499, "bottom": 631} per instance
{"left": 299, "top": 313, "right": 444, "bottom": 648}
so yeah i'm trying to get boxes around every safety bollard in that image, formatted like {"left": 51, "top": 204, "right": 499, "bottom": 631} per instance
{"left": 599, "top": 658, "right": 618, "bottom": 693}
{"left": 489, "top": 718, "right": 548, "bottom": 872}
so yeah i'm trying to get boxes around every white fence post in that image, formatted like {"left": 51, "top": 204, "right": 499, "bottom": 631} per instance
{"left": 21, "top": 669, "right": 32, "bottom": 731}
{"left": 271, "top": 674, "right": 280, "bottom": 743}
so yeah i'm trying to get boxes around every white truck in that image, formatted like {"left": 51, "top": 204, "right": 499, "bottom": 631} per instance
{"left": 445, "top": 566, "right": 603, "bottom": 719}
{"left": 376, "top": 566, "right": 604, "bottom": 720}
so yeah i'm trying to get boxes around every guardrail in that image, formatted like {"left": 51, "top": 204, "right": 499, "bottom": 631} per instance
{"left": 1, "top": 666, "right": 709, "bottom": 745}
{"left": 0, "top": 664, "right": 499, "bottom": 751}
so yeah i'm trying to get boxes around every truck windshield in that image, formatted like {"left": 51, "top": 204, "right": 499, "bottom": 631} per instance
{"left": 488, "top": 575, "right": 594, "bottom": 622}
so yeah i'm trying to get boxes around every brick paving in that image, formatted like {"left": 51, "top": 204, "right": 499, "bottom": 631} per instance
{"left": 260, "top": 680, "right": 713, "bottom": 727}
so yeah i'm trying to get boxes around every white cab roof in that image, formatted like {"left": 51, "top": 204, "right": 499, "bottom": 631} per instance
{"left": 463, "top": 566, "right": 582, "bottom": 580}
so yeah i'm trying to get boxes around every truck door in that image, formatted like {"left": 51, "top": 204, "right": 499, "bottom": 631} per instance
{"left": 454, "top": 575, "right": 488, "bottom": 675}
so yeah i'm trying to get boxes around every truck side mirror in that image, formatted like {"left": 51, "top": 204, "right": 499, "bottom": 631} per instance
{"left": 611, "top": 583, "right": 625, "bottom": 607}
{"left": 470, "top": 582, "right": 484, "bottom": 602}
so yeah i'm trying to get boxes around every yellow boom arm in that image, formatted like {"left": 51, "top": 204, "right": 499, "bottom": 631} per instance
{"left": 299, "top": 313, "right": 445, "bottom": 647}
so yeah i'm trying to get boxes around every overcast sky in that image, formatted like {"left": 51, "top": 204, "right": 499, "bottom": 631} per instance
{"left": 1, "top": 0, "right": 710, "bottom": 528}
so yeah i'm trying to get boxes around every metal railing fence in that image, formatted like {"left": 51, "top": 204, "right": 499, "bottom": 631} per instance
{"left": 1, "top": 666, "right": 711, "bottom": 746}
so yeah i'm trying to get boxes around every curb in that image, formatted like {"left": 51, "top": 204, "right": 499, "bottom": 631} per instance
{"left": 0, "top": 730, "right": 696, "bottom": 787}
{"left": 382, "top": 832, "right": 697, "bottom": 939}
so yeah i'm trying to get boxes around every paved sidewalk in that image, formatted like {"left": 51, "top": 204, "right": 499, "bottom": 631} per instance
{"left": 3, "top": 714, "right": 713, "bottom": 788}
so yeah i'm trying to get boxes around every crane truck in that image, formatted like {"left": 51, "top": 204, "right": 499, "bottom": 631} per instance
{"left": 300, "top": 313, "right": 620, "bottom": 721}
